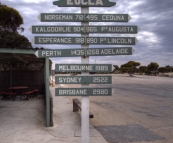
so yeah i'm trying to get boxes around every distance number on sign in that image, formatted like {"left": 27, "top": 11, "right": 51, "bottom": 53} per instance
{"left": 93, "top": 89, "right": 108, "bottom": 95}
{"left": 93, "top": 77, "right": 108, "bottom": 83}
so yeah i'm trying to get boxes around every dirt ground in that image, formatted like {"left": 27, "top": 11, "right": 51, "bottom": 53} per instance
{"left": 57, "top": 74, "right": 173, "bottom": 143}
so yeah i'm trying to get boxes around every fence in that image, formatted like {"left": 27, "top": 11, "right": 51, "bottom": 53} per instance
{"left": 0, "top": 70, "right": 44, "bottom": 93}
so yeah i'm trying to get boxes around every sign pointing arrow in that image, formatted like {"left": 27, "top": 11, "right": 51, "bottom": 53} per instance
{"left": 37, "top": 14, "right": 41, "bottom": 21}
{"left": 132, "top": 48, "right": 135, "bottom": 54}
{"left": 32, "top": 38, "right": 35, "bottom": 43}
{"left": 35, "top": 50, "right": 38, "bottom": 57}
{"left": 128, "top": 14, "right": 131, "bottom": 21}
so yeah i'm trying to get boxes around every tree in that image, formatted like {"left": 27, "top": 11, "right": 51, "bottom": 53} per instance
{"left": 0, "top": 4, "right": 24, "bottom": 33}
{"left": 121, "top": 61, "right": 140, "bottom": 68}
{"left": 120, "top": 61, "right": 140, "bottom": 76}
{"left": 165, "top": 65, "right": 171, "bottom": 73}
{"left": 139, "top": 66, "right": 147, "bottom": 73}
{"left": 147, "top": 62, "right": 159, "bottom": 75}
{"left": 0, "top": 4, "right": 31, "bottom": 48}
{"left": 158, "top": 67, "right": 166, "bottom": 73}
{"left": 0, "top": 31, "right": 32, "bottom": 48}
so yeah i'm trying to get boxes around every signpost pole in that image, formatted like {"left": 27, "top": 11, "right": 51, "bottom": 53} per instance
{"left": 81, "top": 6, "right": 89, "bottom": 143}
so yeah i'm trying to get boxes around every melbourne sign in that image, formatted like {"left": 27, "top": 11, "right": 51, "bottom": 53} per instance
{"left": 35, "top": 47, "right": 135, "bottom": 58}
{"left": 53, "top": 0, "right": 116, "bottom": 7}
{"left": 55, "top": 64, "right": 112, "bottom": 72}
{"left": 55, "top": 76, "right": 112, "bottom": 84}
{"left": 38, "top": 13, "right": 131, "bottom": 22}
{"left": 33, "top": 36, "right": 138, "bottom": 45}
{"left": 55, "top": 88, "right": 112, "bottom": 96}
{"left": 30, "top": 25, "right": 139, "bottom": 34}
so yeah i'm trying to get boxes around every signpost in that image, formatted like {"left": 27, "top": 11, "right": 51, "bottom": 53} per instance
{"left": 38, "top": 13, "right": 131, "bottom": 22}
{"left": 33, "top": 36, "right": 138, "bottom": 45}
{"left": 55, "top": 75, "right": 112, "bottom": 84}
{"left": 55, "top": 88, "right": 112, "bottom": 96}
{"left": 30, "top": 25, "right": 139, "bottom": 34}
{"left": 55, "top": 64, "right": 112, "bottom": 73}
{"left": 30, "top": 0, "right": 139, "bottom": 142}
{"left": 35, "top": 47, "right": 135, "bottom": 58}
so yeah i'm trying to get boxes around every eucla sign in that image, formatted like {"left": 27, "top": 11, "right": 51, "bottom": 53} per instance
{"left": 53, "top": 0, "right": 116, "bottom": 7}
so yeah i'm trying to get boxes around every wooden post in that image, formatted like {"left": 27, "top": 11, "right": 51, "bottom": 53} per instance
{"left": 81, "top": 6, "right": 89, "bottom": 143}
{"left": 10, "top": 63, "right": 12, "bottom": 87}
{"left": 45, "top": 58, "right": 50, "bottom": 127}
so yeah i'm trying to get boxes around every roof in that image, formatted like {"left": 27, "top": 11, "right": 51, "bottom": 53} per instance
{"left": 0, "top": 48, "right": 45, "bottom": 64}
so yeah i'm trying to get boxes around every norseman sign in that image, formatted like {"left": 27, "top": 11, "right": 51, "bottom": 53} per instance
{"left": 38, "top": 13, "right": 131, "bottom": 22}
{"left": 53, "top": 0, "right": 116, "bottom": 7}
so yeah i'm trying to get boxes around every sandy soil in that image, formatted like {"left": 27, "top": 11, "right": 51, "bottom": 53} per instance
{"left": 55, "top": 74, "right": 173, "bottom": 143}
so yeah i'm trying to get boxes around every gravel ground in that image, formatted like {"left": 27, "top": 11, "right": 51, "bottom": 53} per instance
{"left": 58, "top": 74, "right": 173, "bottom": 143}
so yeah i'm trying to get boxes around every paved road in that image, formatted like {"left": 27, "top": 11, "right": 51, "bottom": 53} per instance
{"left": 66, "top": 74, "right": 173, "bottom": 143}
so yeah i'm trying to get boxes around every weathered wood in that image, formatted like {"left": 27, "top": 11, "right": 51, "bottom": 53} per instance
{"left": 73, "top": 98, "right": 94, "bottom": 118}
{"left": 45, "top": 58, "right": 50, "bottom": 127}
{"left": 49, "top": 89, "right": 54, "bottom": 127}
{"left": 1, "top": 92, "right": 16, "bottom": 100}
{"left": 22, "top": 90, "right": 35, "bottom": 100}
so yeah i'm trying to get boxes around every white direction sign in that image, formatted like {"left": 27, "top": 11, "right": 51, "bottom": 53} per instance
{"left": 30, "top": 25, "right": 139, "bottom": 34}
{"left": 32, "top": 36, "right": 138, "bottom": 45}
{"left": 55, "top": 76, "right": 112, "bottom": 84}
{"left": 38, "top": 13, "right": 131, "bottom": 22}
{"left": 55, "top": 88, "right": 112, "bottom": 96}
{"left": 55, "top": 64, "right": 112, "bottom": 73}
{"left": 35, "top": 47, "right": 135, "bottom": 58}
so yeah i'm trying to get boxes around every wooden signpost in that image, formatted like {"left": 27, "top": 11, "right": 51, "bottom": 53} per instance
{"left": 31, "top": 0, "right": 139, "bottom": 142}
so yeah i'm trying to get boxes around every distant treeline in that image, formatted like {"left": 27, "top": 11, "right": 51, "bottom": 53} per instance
{"left": 112, "top": 61, "right": 172, "bottom": 75}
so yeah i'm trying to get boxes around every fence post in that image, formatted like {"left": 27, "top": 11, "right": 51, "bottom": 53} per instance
{"left": 45, "top": 58, "right": 50, "bottom": 127}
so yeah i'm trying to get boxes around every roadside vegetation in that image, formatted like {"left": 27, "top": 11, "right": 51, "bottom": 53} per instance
{"left": 112, "top": 61, "right": 173, "bottom": 76}
{"left": 0, "top": 3, "right": 52, "bottom": 70}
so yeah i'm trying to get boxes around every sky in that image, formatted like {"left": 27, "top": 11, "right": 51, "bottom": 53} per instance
{"left": 1, "top": 0, "right": 173, "bottom": 69}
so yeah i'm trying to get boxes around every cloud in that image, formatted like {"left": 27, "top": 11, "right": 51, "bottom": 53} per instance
{"left": 1, "top": 0, "right": 173, "bottom": 68}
